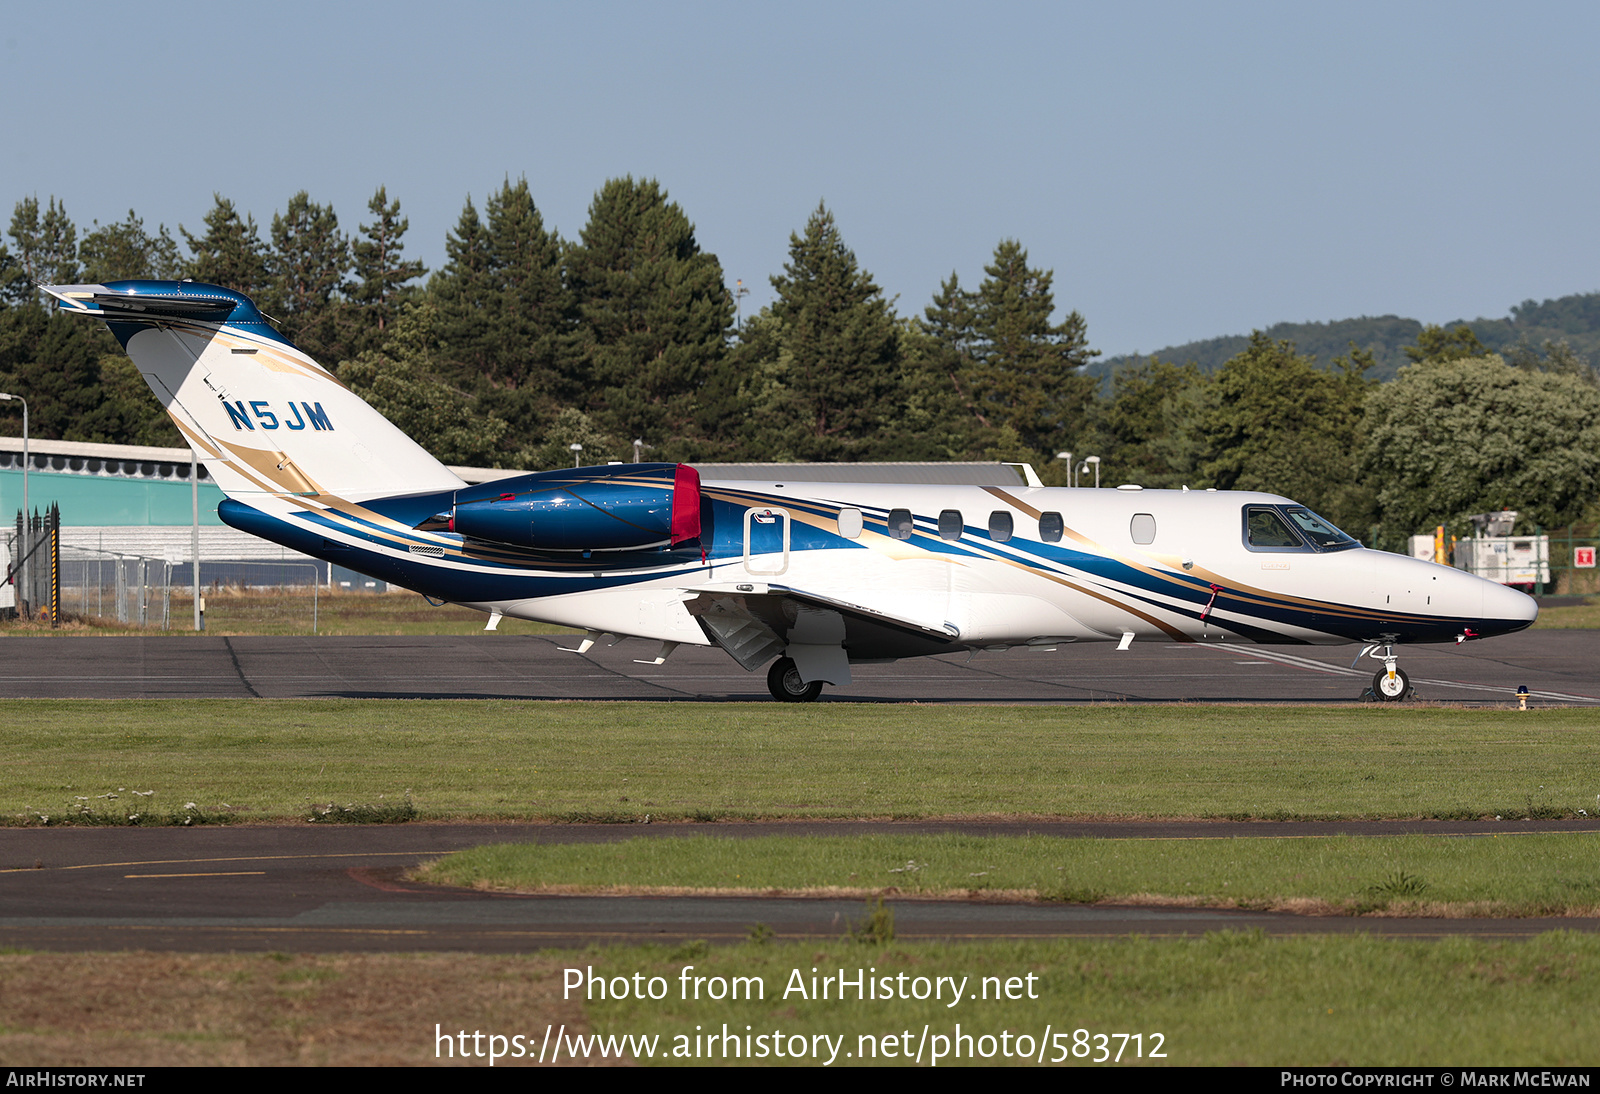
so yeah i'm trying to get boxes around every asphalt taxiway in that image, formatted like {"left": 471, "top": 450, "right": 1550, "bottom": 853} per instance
{"left": 3, "top": 821, "right": 1598, "bottom": 953}
{"left": 3, "top": 629, "right": 1594, "bottom": 951}
{"left": 0, "top": 628, "right": 1594, "bottom": 704}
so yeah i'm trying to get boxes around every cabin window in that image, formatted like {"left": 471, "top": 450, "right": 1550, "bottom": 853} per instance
{"left": 989, "top": 511, "right": 1013, "bottom": 543}
{"left": 1244, "top": 506, "right": 1305, "bottom": 550}
{"left": 1130, "top": 513, "right": 1156, "bottom": 545}
{"left": 1039, "top": 511, "right": 1064, "bottom": 543}
{"left": 887, "top": 508, "right": 915, "bottom": 540}
{"left": 939, "top": 509, "right": 963, "bottom": 540}
{"left": 837, "top": 507, "right": 864, "bottom": 539}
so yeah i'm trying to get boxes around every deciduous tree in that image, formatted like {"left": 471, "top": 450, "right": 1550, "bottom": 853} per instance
{"left": 1404, "top": 323, "right": 1487, "bottom": 365}
{"left": 1093, "top": 357, "right": 1206, "bottom": 489}
{"left": 1199, "top": 332, "right": 1376, "bottom": 533}
{"left": 1364, "top": 354, "right": 1600, "bottom": 539}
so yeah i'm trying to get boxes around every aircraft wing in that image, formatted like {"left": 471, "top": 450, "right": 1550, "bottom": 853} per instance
{"left": 681, "top": 582, "right": 960, "bottom": 671}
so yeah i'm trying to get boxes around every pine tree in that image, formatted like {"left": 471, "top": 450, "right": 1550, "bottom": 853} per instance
{"left": 429, "top": 194, "right": 495, "bottom": 380}
{"left": 429, "top": 180, "right": 573, "bottom": 444}
{"left": 0, "top": 238, "right": 22, "bottom": 308}
{"left": 485, "top": 177, "right": 571, "bottom": 398}
{"left": 79, "top": 210, "right": 183, "bottom": 283}
{"left": 6, "top": 197, "right": 80, "bottom": 303}
{"left": 2, "top": 199, "right": 41, "bottom": 307}
{"left": 40, "top": 198, "right": 80, "bottom": 286}
{"left": 336, "top": 302, "right": 511, "bottom": 466}
{"left": 0, "top": 306, "right": 112, "bottom": 441}
{"left": 565, "top": 177, "right": 733, "bottom": 455}
{"left": 269, "top": 192, "right": 350, "bottom": 360}
{"left": 896, "top": 294, "right": 990, "bottom": 461}
{"left": 964, "top": 239, "right": 1097, "bottom": 453}
{"left": 914, "top": 271, "right": 988, "bottom": 440}
{"left": 351, "top": 186, "right": 426, "bottom": 342}
{"left": 181, "top": 195, "right": 269, "bottom": 299}
{"left": 755, "top": 202, "right": 902, "bottom": 460}
{"left": 79, "top": 354, "right": 183, "bottom": 446}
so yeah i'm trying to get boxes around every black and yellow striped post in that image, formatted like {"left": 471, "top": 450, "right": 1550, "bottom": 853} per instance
{"left": 48, "top": 503, "right": 60, "bottom": 629}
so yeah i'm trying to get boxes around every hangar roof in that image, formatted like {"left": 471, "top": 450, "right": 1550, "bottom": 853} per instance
{"left": 3, "top": 437, "right": 1031, "bottom": 488}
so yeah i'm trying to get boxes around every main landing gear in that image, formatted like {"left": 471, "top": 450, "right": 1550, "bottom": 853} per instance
{"left": 767, "top": 657, "right": 824, "bottom": 703}
{"left": 1357, "top": 642, "right": 1413, "bottom": 702}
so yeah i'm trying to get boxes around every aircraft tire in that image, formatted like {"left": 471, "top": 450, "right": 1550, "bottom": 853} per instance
{"left": 767, "top": 657, "right": 823, "bottom": 703}
{"left": 1372, "top": 667, "right": 1411, "bottom": 702}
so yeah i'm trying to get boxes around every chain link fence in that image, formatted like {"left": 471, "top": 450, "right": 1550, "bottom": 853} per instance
{"left": 8, "top": 522, "right": 324, "bottom": 632}
{"left": 63, "top": 547, "right": 174, "bottom": 626}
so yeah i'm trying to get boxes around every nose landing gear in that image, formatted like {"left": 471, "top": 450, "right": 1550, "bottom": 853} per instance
{"left": 1357, "top": 642, "right": 1413, "bottom": 702}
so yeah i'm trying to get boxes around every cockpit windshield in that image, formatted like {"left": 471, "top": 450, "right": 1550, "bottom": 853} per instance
{"left": 1284, "top": 507, "right": 1360, "bottom": 551}
{"left": 1243, "top": 505, "right": 1362, "bottom": 552}
{"left": 1245, "top": 507, "right": 1303, "bottom": 549}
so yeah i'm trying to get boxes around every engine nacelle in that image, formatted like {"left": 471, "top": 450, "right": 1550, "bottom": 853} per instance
{"left": 425, "top": 463, "right": 701, "bottom": 553}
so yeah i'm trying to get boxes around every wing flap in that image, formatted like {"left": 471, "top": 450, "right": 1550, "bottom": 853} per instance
{"left": 682, "top": 582, "right": 960, "bottom": 670}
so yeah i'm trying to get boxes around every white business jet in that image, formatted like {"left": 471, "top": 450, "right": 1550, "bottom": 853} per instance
{"left": 46, "top": 280, "right": 1536, "bottom": 701}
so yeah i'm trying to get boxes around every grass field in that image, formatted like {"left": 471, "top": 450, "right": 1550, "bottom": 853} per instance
{"left": 0, "top": 590, "right": 575, "bottom": 637}
{"left": 4, "top": 694, "right": 1598, "bottom": 1067}
{"left": 418, "top": 831, "right": 1600, "bottom": 916}
{"left": 1534, "top": 596, "right": 1600, "bottom": 628}
{"left": 3, "top": 700, "right": 1598, "bottom": 824}
{"left": 3, "top": 935, "right": 1597, "bottom": 1065}
{"left": 575, "top": 934, "right": 1600, "bottom": 1067}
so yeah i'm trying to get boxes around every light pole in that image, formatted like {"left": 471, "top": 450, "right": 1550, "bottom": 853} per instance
{"left": 569, "top": 442, "right": 583, "bottom": 468}
{"left": 1078, "top": 455, "right": 1101, "bottom": 488}
{"left": 191, "top": 451, "right": 201, "bottom": 631}
{"left": 0, "top": 392, "right": 26, "bottom": 614}
{"left": 1055, "top": 451, "right": 1073, "bottom": 487}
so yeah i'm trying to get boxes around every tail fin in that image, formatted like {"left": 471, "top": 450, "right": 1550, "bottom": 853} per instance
{"left": 45, "top": 280, "right": 463, "bottom": 502}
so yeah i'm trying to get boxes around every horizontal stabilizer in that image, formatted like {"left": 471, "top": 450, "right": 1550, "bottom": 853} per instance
{"left": 91, "top": 292, "right": 237, "bottom": 321}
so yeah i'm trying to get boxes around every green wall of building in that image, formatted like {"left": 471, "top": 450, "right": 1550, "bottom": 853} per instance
{"left": 1, "top": 470, "right": 226, "bottom": 527}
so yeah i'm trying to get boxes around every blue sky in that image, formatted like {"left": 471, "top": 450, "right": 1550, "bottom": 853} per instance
{"left": 7, "top": 1, "right": 1597, "bottom": 357}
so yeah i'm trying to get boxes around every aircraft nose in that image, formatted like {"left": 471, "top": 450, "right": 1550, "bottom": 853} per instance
{"left": 1482, "top": 580, "right": 1538, "bottom": 630}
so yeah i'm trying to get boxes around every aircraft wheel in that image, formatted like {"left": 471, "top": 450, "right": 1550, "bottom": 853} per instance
{"left": 1372, "top": 667, "right": 1411, "bottom": 702}
{"left": 767, "top": 657, "right": 823, "bottom": 703}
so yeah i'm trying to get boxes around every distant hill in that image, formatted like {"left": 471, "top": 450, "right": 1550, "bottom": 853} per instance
{"left": 1090, "top": 290, "right": 1600, "bottom": 385}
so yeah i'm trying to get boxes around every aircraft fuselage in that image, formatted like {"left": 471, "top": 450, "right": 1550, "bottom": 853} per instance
{"left": 219, "top": 477, "right": 1535, "bottom": 656}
